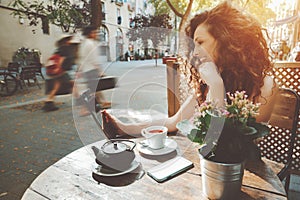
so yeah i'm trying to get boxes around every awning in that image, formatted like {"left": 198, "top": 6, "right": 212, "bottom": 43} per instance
{"left": 274, "top": 12, "right": 300, "bottom": 26}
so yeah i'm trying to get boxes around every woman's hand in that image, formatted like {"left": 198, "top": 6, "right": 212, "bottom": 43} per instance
{"left": 197, "top": 61, "right": 222, "bottom": 86}
{"left": 191, "top": 47, "right": 221, "bottom": 86}
{"left": 101, "top": 110, "right": 126, "bottom": 139}
{"left": 197, "top": 62, "right": 225, "bottom": 107}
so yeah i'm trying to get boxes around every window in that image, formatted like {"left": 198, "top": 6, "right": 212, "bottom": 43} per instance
{"left": 99, "top": 26, "right": 108, "bottom": 42}
{"left": 117, "top": 8, "right": 121, "bottom": 25}
{"left": 129, "top": 13, "right": 134, "bottom": 28}
{"left": 117, "top": 16, "right": 122, "bottom": 24}
{"left": 116, "top": 28, "right": 123, "bottom": 43}
{"left": 101, "top": 2, "right": 106, "bottom": 20}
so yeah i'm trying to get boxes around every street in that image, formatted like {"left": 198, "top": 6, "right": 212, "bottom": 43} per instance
{"left": 0, "top": 59, "right": 168, "bottom": 199}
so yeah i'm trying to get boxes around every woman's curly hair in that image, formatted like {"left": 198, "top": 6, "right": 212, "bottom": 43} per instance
{"left": 185, "top": 2, "right": 274, "bottom": 104}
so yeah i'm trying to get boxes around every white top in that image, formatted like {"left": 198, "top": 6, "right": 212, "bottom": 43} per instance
{"left": 78, "top": 38, "right": 103, "bottom": 74}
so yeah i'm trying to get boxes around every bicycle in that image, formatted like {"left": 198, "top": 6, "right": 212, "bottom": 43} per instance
{"left": 0, "top": 68, "right": 18, "bottom": 97}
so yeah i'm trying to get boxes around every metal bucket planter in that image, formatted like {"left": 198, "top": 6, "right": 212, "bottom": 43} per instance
{"left": 200, "top": 154, "right": 244, "bottom": 199}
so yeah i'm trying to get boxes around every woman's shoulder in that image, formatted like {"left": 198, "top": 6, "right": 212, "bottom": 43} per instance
{"left": 255, "top": 74, "right": 279, "bottom": 122}
{"left": 263, "top": 74, "right": 275, "bottom": 86}
{"left": 261, "top": 74, "right": 278, "bottom": 99}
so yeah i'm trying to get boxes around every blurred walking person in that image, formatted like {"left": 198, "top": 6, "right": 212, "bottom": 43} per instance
{"left": 77, "top": 25, "right": 111, "bottom": 116}
{"left": 43, "top": 35, "right": 78, "bottom": 111}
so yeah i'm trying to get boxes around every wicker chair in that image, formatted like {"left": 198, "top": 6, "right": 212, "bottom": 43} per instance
{"left": 258, "top": 87, "right": 300, "bottom": 193}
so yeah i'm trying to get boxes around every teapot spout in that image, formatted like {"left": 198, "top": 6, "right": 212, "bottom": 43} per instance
{"left": 91, "top": 146, "right": 100, "bottom": 156}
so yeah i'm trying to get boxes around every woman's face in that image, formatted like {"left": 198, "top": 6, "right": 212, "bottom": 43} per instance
{"left": 193, "top": 24, "right": 218, "bottom": 62}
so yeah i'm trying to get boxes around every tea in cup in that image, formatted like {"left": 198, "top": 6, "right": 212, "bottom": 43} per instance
{"left": 141, "top": 126, "right": 168, "bottom": 149}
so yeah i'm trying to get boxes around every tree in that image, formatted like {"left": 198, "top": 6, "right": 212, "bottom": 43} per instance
{"left": 8, "top": 0, "right": 101, "bottom": 34}
{"left": 90, "top": 0, "right": 102, "bottom": 28}
{"left": 148, "top": 0, "right": 275, "bottom": 57}
{"left": 149, "top": 0, "right": 274, "bottom": 32}
{"left": 127, "top": 14, "right": 173, "bottom": 58}
{"left": 149, "top": 0, "right": 213, "bottom": 32}
{"left": 227, "top": 0, "right": 275, "bottom": 26}
{"left": 166, "top": 0, "right": 193, "bottom": 31}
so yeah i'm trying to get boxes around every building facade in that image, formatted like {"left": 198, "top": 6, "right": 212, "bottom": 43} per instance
{"left": 99, "top": 0, "right": 134, "bottom": 62}
{"left": 0, "top": 0, "right": 148, "bottom": 66}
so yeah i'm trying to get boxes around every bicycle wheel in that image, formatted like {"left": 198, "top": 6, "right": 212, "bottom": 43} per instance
{"left": 0, "top": 73, "right": 18, "bottom": 96}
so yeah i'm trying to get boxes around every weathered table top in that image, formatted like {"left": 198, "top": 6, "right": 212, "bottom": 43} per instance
{"left": 22, "top": 135, "right": 287, "bottom": 200}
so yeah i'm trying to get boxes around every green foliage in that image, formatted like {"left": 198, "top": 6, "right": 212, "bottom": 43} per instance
{"left": 229, "top": 0, "right": 276, "bottom": 26}
{"left": 193, "top": 111, "right": 211, "bottom": 133}
{"left": 187, "top": 128, "right": 206, "bottom": 144}
{"left": 126, "top": 14, "right": 173, "bottom": 54}
{"left": 148, "top": 0, "right": 171, "bottom": 15}
{"left": 9, "top": 0, "right": 91, "bottom": 33}
{"left": 189, "top": 91, "right": 270, "bottom": 163}
{"left": 149, "top": 0, "right": 275, "bottom": 31}
{"left": 12, "top": 47, "right": 41, "bottom": 65}
{"left": 247, "top": 118, "right": 270, "bottom": 139}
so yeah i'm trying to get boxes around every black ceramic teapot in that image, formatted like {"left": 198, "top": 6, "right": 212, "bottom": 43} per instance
{"left": 92, "top": 139, "right": 136, "bottom": 172}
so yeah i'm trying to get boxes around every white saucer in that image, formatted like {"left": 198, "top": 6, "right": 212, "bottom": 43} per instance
{"left": 93, "top": 160, "right": 140, "bottom": 177}
{"left": 137, "top": 138, "right": 178, "bottom": 156}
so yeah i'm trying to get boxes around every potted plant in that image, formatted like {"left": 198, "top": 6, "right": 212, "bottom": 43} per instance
{"left": 182, "top": 91, "right": 269, "bottom": 199}
{"left": 12, "top": 47, "right": 41, "bottom": 66}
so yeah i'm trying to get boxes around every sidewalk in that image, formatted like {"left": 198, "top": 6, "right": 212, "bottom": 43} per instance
{"left": 0, "top": 81, "right": 85, "bottom": 199}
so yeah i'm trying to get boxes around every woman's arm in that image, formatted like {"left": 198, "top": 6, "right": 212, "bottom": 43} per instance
{"left": 102, "top": 62, "right": 226, "bottom": 137}
{"left": 165, "top": 95, "right": 198, "bottom": 132}
{"left": 256, "top": 75, "right": 279, "bottom": 123}
{"left": 102, "top": 94, "right": 198, "bottom": 136}
{"left": 102, "top": 61, "right": 226, "bottom": 137}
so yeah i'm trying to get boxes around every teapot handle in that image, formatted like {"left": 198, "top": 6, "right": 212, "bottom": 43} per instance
{"left": 109, "top": 139, "right": 136, "bottom": 151}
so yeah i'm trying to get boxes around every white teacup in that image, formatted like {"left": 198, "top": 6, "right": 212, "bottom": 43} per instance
{"left": 141, "top": 126, "right": 168, "bottom": 149}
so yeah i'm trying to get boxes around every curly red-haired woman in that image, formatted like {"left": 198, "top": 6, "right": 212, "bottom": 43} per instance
{"left": 101, "top": 2, "right": 278, "bottom": 139}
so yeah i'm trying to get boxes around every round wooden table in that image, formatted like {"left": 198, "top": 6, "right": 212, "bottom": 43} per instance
{"left": 22, "top": 135, "right": 287, "bottom": 200}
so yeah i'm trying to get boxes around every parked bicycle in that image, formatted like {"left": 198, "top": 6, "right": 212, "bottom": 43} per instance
{"left": 0, "top": 67, "right": 18, "bottom": 97}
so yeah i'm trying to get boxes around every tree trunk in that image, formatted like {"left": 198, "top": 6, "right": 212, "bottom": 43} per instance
{"left": 165, "top": 0, "right": 194, "bottom": 56}
{"left": 165, "top": 0, "right": 194, "bottom": 32}
{"left": 91, "top": 0, "right": 102, "bottom": 27}
{"left": 179, "top": 0, "right": 194, "bottom": 31}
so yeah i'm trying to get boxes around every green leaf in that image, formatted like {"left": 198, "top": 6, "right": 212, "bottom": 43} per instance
{"left": 187, "top": 129, "right": 206, "bottom": 145}
{"left": 247, "top": 122, "right": 270, "bottom": 139}
{"left": 226, "top": 105, "right": 237, "bottom": 114}
{"left": 203, "top": 114, "right": 211, "bottom": 130}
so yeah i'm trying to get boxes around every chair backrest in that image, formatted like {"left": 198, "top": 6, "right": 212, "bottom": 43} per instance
{"left": 258, "top": 87, "right": 300, "bottom": 170}
{"left": 7, "top": 62, "right": 20, "bottom": 74}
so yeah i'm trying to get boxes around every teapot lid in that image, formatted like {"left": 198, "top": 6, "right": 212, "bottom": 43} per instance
{"left": 102, "top": 141, "right": 127, "bottom": 154}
